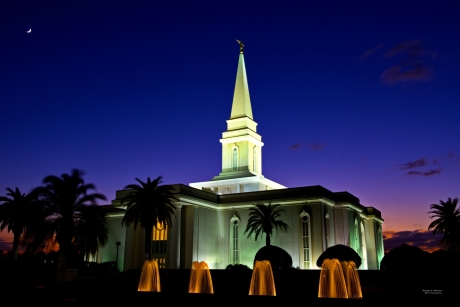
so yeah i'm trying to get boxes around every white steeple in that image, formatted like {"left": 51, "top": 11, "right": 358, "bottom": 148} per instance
{"left": 230, "top": 51, "right": 253, "bottom": 120}
{"left": 189, "top": 41, "right": 285, "bottom": 194}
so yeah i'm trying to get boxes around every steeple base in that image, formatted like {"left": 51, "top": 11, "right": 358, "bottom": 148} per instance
{"left": 189, "top": 175, "right": 286, "bottom": 195}
{"left": 211, "top": 170, "right": 256, "bottom": 181}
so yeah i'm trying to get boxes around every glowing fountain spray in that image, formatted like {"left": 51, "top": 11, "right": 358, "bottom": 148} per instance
{"left": 341, "top": 261, "right": 363, "bottom": 298}
{"left": 188, "top": 261, "right": 214, "bottom": 294}
{"left": 318, "top": 258, "right": 348, "bottom": 298}
{"left": 249, "top": 260, "right": 276, "bottom": 296}
{"left": 138, "top": 260, "right": 161, "bottom": 292}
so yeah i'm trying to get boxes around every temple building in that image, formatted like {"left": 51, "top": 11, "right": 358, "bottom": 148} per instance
{"left": 99, "top": 43, "right": 385, "bottom": 271}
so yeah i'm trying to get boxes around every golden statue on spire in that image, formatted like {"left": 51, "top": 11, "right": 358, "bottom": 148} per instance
{"left": 236, "top": 39, "right": 244, "bottom": 53}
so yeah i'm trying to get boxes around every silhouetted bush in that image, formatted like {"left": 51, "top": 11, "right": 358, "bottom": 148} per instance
{"left": 380, "top": 244, "right": 430, "bottom": 270}
{"left": 254, "top": 245, "right": 293, "bottom": 269}
{"left": 225, "top": 263, "right": 251, "bottom": 271}
{"left": 316, "top": 244, "right": 362, "bottom": 268}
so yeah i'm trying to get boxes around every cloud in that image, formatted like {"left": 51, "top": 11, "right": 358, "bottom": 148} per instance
{"left": 406, "top": 168, "right": 442, "bottom": 176}
{"left": 380, "top": 40, "right": 435, "bottom": 85}
{"left": 383, "top": 229, "right": 441, "bottom": 252}
{"left": 380, "top": 62, "right": 432, "bottom": 84}
{"left": 360, "top": 44, "right": 384, "bottom": 59}
{"left": 397, "top": 158, "right": 426, "bottom": 170}
{"left": 384, "top": 40, "right": 424, "bottom": 58}
{"left": 289, "top": 143, "right": 302, "bottom": 150}
{"left": 448, "top": 151, "right": 454, "bottom": 158}
{"left": 307, "top": 143, "right": 324, "bottom": 151}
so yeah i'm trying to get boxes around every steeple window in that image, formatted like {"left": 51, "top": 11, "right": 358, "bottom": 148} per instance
{"left": 232, "top": 145, "right": 239, "bottom": 171}
{"left": 253, "top": 147, "right": 257, "bottom": 172}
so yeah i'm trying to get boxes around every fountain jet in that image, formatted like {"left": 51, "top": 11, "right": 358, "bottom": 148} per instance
{"left": 138, "top": 260, "right": 161, "bottom": 292}
{"left": 188, "top": 261, "right": 214, "bottom": 294}
{"left": 341, "top": 261, "right": 363, "bottom": 298}
{"left": 318, "top": 258, "right": 348, "bottom": 298}
{"left": 249, "top": 260, "right": 276, "bottom": 296}
{"left": 318, "top": 259, "right": 363, "bottom": 298}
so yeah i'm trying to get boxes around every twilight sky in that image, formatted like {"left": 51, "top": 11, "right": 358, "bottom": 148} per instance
{"left": 1, "top": 0, "right": 459, "bottom": 252}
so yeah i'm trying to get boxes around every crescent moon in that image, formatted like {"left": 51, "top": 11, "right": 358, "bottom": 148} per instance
{"left": 27, "top": 29, "right": 32, "bottom": 33}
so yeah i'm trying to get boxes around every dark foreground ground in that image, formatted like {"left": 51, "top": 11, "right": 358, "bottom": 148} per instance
{"left": 2, "top": 267, "right": 453, "bottom": 306}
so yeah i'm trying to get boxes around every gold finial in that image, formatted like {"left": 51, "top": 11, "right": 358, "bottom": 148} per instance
{"left": 236, "top": 39, "right": 244, "bottom": 53}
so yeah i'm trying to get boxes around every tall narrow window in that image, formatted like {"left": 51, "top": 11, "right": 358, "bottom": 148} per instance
{"left": 299, "top": 211, "right": 312, "bottom": 269}
{"left": 324, "top": 211, "right": 329, "bottom": 249}
{"left": 232, "top": 146, "right": 238, "bottom": 171}
{"left": 354, "top": 218, "right": 359, "bottom": 252}
{"left": 253, "top": 147, "right": 257, "bottom": 172}
{"left": 360, "top": 222, "right": 367, "bottom": 270}
{"left": 230, "top": 215, "right": 240, "bottom": 264}
{"left": 152, "top": 221, "right": 168, "bottom": 268}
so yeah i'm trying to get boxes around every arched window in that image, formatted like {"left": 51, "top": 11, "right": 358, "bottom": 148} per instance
{"left": 232, "top": 145, "right": 238, "bottom": 171}
{"left": 354, "top": 218, "right": 359, "bottom": 252}
{"left": 230, "top": 215, "right": 240, "bottom": 264}
{"left": 152, "top": 221, "right": 168, "bottom": 268}
{"left": 299, "top": 211, "right": 312, "bottom": 269}
{"left": 360, "top": 221, "right": 367, "bottom": 270}
{"left": 253, "top": 146, "right": 257, "bottom": 172}
{"left": 324, "top": 210, "right": 329, "bottom": 249}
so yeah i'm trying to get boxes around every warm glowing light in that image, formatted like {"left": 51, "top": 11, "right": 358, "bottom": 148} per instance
{"left": 188, "top": 261, "right": 214, "bottom": 294}
{"left": 318, "top": 259, "right": 363, "bottom": 299}
{"left": 318, "top": 259, "right": 348, "bottom": 298}
{"left": 152, "top": 221, "right": 167, "bottom": 240}
{"left": 138, "top": 260, "right": 161, "bottom": 292}
{"left": 249, "top": 260, "right": 276, "bottom": 296}
{"left": 341, "top": 261, "right": 363, "bottom": 298}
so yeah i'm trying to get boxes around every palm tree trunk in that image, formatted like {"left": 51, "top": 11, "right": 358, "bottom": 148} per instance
{"left": 12, "top": 233, "right": 19, "bottom": 261}
{"left": 57, "top": 249, "right": 68, "bottom": 282}
{"left": 266, "top": 234, "right": 271, "bottom": 246}
{"left": 145, "top": 226, "right": 152, "bottom": 261}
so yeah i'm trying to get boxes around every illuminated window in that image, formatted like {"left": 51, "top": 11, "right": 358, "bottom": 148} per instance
{"left": 253, "top": 147, "right": 257, "bottom": 172}
{"left": 354, "top": 218, "right": 359, "bottom": 252}
{"left": 360, "top": 222, "right": 367, "bottom": 270}
{"left": 299, "top": 211, "right": 312, "bottom": 269}
{"left": 152, "top": 221, "right": 168, "bottom": 255}
{"left": 324, "top": 210, "right": 329, "bottom": 249}
{"left": 152, "top": 258, "right": 166, "bottom": 269}
{"left": 230, "top": 215, "right": 240, "bottom": 264}
{"left": 232, "top": 145, "right": 238, "bottom": 171}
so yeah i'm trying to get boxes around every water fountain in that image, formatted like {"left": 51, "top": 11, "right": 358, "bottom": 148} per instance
{"left": 249, "top": 260, "right": 276, "bottom": 296}
{"left": 318, "top": 258, "right": 348, "bottom": 298}
{"left": 138, "top": 260, "right": 161, "bottom": 292}
{"left": 341, "top": 261, "right": 363, "bottom": 298}
{"left": 188, "top": 261, "right": 214, "bottom": 294}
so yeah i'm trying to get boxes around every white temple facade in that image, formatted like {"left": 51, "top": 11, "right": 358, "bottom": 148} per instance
{"left": 98, "top": 44, "right": 385, "bottom": 271}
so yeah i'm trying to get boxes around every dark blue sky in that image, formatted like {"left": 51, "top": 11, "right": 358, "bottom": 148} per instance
{"left": 1, "top": 0, "right": 459, "bottom": 252}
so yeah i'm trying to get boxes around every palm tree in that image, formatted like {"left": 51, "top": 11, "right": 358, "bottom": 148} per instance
{"left": 74, "top": 205, "right": 109, "bottom": 261}
{"left": 35, "top": 169, "right": 108, "bottom": 281}
{"left": 120, "top": 176, "right": 177, "bottom": 261}
{"left": 428, "top": 197, "right": 460, "bottom": 252}
{"left": 244, "top": 203, "right": 290, "bottom": 246}
{"left": 0, "top": 187, "right": 43, "bottom": 260}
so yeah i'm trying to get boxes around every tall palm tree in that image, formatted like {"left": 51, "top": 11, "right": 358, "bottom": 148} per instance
{"left": 0, "top": 187, "right": 43, "bottom": 260}
{"left": 120, "top": 176, "right": 177, "bottom": 261}
{"left": 244, "top": 203, "right": 290, "bottom": 246}
{"left": 428, "top": 197, "right": 460, "bottom": 252}
{"left": 74, "top": 204, "right": 109, "bottom": 261}
{"left": 35, "top": 169, "right": 107, "bottom": 280}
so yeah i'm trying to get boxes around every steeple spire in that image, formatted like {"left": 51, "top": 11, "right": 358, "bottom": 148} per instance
{"left": 188, "top": 42, "right": 286, "bottom": 192}
{"left": 230, "top": 40, "right": 253, "bottom": 120}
